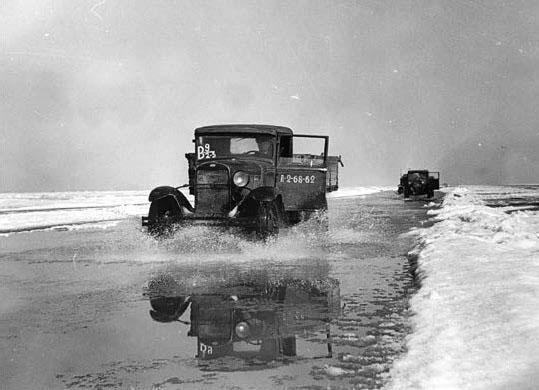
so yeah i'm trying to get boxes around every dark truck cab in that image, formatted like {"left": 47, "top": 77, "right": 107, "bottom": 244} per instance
{"left": 398, "top": 170, "right": 440, "bottom": 198}
{"left": 142, "top": 124, "right": 343, "bottom": 237}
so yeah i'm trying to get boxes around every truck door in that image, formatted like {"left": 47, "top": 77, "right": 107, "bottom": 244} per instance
{"left": 276, "top": 135, "right": 328, "bottom": 211}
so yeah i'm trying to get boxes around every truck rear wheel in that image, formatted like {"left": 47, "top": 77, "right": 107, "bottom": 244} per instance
{"left": 403, "top": 187, "right": 410, "bottom": 198}
{"left": 281, "top": 336, "right": 297, "bottom": 356}
{"left": 255, "top": 201, "right": 280, "bottom": 239}
{"left": 147, "top": 197, "right": 182, "bottom": 236}
{"left": 286, "top": 211, "right": 301, "bottom": 225}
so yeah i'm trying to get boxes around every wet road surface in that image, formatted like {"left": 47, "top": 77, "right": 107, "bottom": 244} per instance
{"left": 0, "top": 191, "right": 441, "bottom": 389}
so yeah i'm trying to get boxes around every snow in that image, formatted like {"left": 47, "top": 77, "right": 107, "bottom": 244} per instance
{"left": 387, "top": 186, "right": 539, "bottom": 390}
{"left": 0, "top": 190, "right": 148, "bottom": 212}
{"left": 0, "top": 191, "right": 149, "bottom": 234}
{"left": 328, "top": 186, "right": 393, "bottom": 198}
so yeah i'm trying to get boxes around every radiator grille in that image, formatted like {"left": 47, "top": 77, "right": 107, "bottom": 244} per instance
{"left": 197, "top": 169, "right": 229, "bottom": 184}
{"left": 196, "top": 167, "right": 230, "bottom": 215}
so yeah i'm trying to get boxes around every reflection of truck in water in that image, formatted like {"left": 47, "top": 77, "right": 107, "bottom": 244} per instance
{"left": 397, "top": 170, "right": 440, "bottom": 198}
{"left": 141, "top": 124, "right": 343, "bottom": 238}
{"left": 146, "top": 274, "right": 340, "bottom": 362}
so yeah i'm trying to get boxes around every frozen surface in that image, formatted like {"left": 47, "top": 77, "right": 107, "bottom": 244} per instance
{"left": 0, "top": 190, "right": 149, "bottom": 234}
{"left": 0, "top": 190, "right": 424, "bottom": 389}
{"left": 3, "top": 185, "right": 537, "bottom": 389}
{"left": 387, "top": 185, "right": 539, "bottom": 390}
{"left": 328, "top": 186, "right": 393, "bottom": 198}
{"left": 0, "top": 187, "right": 388, "bottom": 235}
{"left": 0, "top": 191, "right": 148, "bottom": 212}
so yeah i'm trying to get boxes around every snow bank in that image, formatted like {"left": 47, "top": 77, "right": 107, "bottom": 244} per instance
{"left": 387, "top": 186, "right": 539, "bottom": 390}
{"left": 0, "top": 191, "right": 149, "bottom": 235}
{"left": 328, "top": 186, "right": 393, "bottom": 198}
{"left": 0, "top": 190, "right": 147, "bottom": 213}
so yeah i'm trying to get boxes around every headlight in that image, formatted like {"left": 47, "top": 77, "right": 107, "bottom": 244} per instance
{"left": 233, "top": 171, "right": 249, "bottom": 187}
{"left": 235, "top": 321, "right": 250, "bottom": 339}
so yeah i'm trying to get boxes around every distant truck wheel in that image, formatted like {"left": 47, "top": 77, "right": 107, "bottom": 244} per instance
{"left": 255, "top": 201, "right": 280, "bottom": 239}
{"left": 286, "top": 211, "right": 302, "bottom": 225}
{"left": 281, "top": 336, "right": 297, "bottom": 356}
{"left": 427, "top": 189, "right": 434, "bottom": 198}
{"left": 147, "top": 196, "right": 182, "bottom": 236}
{"left": 403, "top": 188, "right": 410, "bottom": 198}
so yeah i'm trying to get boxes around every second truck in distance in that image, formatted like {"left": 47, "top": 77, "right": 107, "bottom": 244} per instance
{"left": 397, "top": 170, "right": 440, "bottom": 198}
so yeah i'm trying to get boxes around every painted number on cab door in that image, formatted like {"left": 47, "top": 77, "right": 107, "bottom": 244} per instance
{"left": 280, "top": 174, "right": 316, "bottom": 184}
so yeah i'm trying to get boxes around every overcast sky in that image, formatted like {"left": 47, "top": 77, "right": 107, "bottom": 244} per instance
{"left": 1, "top": 0, "right": 538, "bottom": 192}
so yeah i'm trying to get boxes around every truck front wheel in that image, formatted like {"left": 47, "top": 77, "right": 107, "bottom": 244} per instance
{"left": 255, "top": 201, "right": 280, "bottom": 239}
{"left": 403, "top": 187, "right": 410, "bottom": 198}
{"left": 147, "top": 197, "right": 182, "bottom": 236}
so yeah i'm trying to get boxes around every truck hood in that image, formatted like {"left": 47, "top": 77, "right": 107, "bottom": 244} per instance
{"left": 196, "top": 158, "right": 273, "bottom": 173}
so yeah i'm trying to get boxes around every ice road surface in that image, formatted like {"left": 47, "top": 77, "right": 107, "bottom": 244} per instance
{"left": 388, "top": 185, "right": 539, "bottom": 390}
{"left": 328, "top": 186, "right": 394, "bottom": 198}
{"left": 0, "top": 191, "right": 148, "bottom": 234}
{"left": 0, "top": 187, "right": 390, "bottom": 235}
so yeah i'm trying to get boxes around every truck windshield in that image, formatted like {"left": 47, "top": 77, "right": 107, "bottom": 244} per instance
{"left": 408, "top": 172, "right": 427, "bottom": 182}
{"left": 196, "top": 135, "right": 275, "bottom": 160}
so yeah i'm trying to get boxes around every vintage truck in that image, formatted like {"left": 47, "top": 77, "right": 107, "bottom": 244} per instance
{"left": 398, "top": 170, "right": 440, "bottom": 198}
{"left": 142, "top": 124, "right": 343, "bottom": 237}
{"left": 146, "top": 275, "right": 340, "bottom": 362}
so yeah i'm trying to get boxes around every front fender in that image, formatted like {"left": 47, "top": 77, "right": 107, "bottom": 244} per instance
{"left": 248, "top": 187, "right": 277, "bottom": 202}
{"left": 231, "top": 186, "right": 278, "bottom": 218}
{"left": 148, "top": 186, "right": 194, "bottom": 212}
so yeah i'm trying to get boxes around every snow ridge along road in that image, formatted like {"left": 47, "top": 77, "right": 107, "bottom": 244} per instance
{"left": 388, "top": 185, "right": 539, "bottom": 390}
